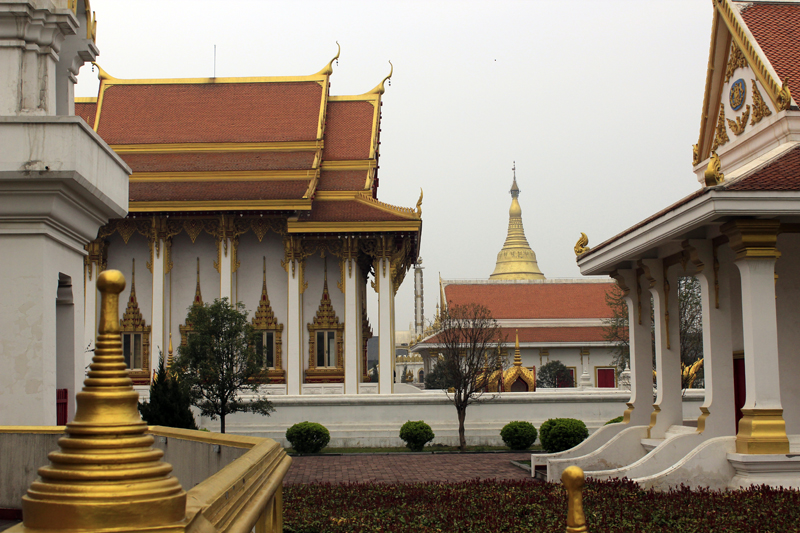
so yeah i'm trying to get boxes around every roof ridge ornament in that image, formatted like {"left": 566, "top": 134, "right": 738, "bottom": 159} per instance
{"left": 704, "top": 152, "right": 725, "bottom": 187}
{"left": 91, "top": 62, "right": 116, "bottom": 81}
{"left": 368, "top": 61, "right": 393, "bottom": 95}
{"left": 315, "top": 41, "right": 341, "bottom": 76}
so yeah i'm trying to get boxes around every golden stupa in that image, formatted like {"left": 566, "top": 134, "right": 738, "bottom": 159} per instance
{"left": 489, "top": 166, "right": 545, "bottom": 280}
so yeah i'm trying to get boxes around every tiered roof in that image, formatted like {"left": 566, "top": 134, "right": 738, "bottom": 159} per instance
{"left": 75, "top": 53, "right": 421, "bottom": 234}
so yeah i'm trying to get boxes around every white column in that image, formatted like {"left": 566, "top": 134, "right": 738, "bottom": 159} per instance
{"left": 377, "top": 257, "right": 394, "bottom": 394}
{"left": 151, "top": 236, "right": 165, "bottom": 364}
{"left": 344, "top": 259, "right": 361, "bottom": 394}
{"left": 641, "top": 259, "right": 682, "bottom": 438}
{"left": 286, "top": 259, "right": 303, "bottom": 396}
{"left": 686, "top": 240, "right": 735, "bottom": 437}
{"left": 220, "top": 237, "right": 233, "bottom": 302}
{"left": 723, "top": 219, "right": 788, "bottom": 454}
{"left": 615, "top": 269, "right": 654, "bottom": 426}
{"left": 84, "top": 262, "right": 98, "bottom": 370}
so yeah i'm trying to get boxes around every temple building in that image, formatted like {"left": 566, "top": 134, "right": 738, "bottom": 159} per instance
{"left": 75, "top": 51, "right": 421, "bottom": 399}
{"left": 412, "top": 171, "right": 619, "bottom": 390}
{"left": 535, "top": 0, "right": 800, "bottom": 490}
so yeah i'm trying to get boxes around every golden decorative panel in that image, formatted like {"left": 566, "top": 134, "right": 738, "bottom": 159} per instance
{"left": 724, "top": 42, "right": 747, "bottom": 84}
{"left": 252, "top": 257, "right": 285, "bottom": 383}
{"left": 120, "top": 259, "right": 151, "bottom": 385}
{"left": 711, "top": 103, "right": 729, "bottom": 151}
{"left": 727, "top": 105, "right": 750, "bottom": 136}
{"left": 750, "top": 80, "right": 772, "bottom": 125}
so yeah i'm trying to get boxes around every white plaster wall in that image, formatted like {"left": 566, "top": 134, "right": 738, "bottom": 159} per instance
{"left": 235, "top": 232, "right": 286, "bottom": 326}
{"left": 169, "top": 232, "right": 220, "bottom": 341}
{"left": 201, "top": 390, "right": 706, "bottom": 448}
{"left": 776, "top": 233, "right": 800, "bottom": 434}
{"left": 0, "top": 234, "right": 86, "bottom": 425}
{"left": 301, "top": 253, "right": 345, "bottom": 373}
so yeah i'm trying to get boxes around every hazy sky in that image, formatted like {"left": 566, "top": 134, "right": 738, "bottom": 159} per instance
{"left": 75, "top": 1, "right": 714, "bottom": 331}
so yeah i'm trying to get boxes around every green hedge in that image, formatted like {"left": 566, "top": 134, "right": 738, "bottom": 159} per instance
{"left": 500, "top": 421, "right": 538, "bottom": 450}
{"left": 399, "top": 420, "right": 435, "bottom": 452}
{"left": 539, "top": 418, "right": 588, "bottom": 453}
{"left": 605, "top": 415, "right": 624, "bottom": 425}
{"left": 286, "top": 421, "right": 330, "bottom": 454}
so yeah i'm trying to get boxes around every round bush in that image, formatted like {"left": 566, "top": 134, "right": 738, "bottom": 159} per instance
{"left": 286, "top": 422, "right": 330, "bottom": 454}
{"left": 399, "top": 420, "right": 435, "bottom": 452}
{"left": 539, "top": 418, "right": 589, "bottom": 453}
{"left": 605, "top": 415, "right": 624, "bottom": 425}
{"left": 500, "top": 421, "right": 538, "bottom": 450}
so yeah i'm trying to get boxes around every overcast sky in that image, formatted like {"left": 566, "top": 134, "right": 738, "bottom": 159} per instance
{"left": 76, "top": 1, "right": 714, "bottom": 332}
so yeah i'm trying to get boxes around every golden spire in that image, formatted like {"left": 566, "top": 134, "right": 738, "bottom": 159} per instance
{"left": 514, "top": 330, "right": 522, "bottom": 367}
{"left": 490, "top": 163, "right": 545, "bottom": 280}
{"left": 193, "top": 257, "right": 203, "bottom": 305}
{"left": 22, "top": 270, "right": 186, "bottom": 530}
{"left": 167, "top": 332, "right": 174, "bottom": 368}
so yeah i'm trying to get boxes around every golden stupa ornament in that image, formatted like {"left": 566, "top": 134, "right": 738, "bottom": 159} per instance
{"left": 22, "top": 270, "right": 186, "bottom": 530}
{"left": 490, "top": 163, "right": 545, "bottom": 280}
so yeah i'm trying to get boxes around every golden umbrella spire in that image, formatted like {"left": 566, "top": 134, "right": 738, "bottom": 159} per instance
{"left": 22, "top": 270, "right": 186, "bottom": 530}
{"left": 490, "top": 163, "right": 545, "bottom": 280}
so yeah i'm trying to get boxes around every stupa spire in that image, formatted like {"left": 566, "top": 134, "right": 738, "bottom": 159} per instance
{"left": 490, "top": 163, "right": 545, "bottom": 280}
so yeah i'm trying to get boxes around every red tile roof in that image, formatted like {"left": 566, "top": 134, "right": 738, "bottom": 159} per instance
{"left": 316, "top": 170, "right": 368, "bottom": 191}
{"left": 323, "top": 101, "right": 374, "bottom": 160}
{"left": 444, "top": 282, "right": 614, "bottom": 319}
{"left": 75, "top": 101, "right": 96, "bottom": 128}
{"left": 96, "top": 82, "right": 323, "bottom": 144}
{"left": 741, "top": 3, "right": 800, "bottom": 104}
{"left": 121, "top": 151, "right": 315, "bottom": 173}
{"left": 129, "top": 180, "right": 310, "bottom": 202}
{"left": 306, "top": 199, "right": 414, "bottom": 222}
{"left": 726, "top": 144, "right": 800, "bottom": 190}
{"left": 422, "top": 326, "right": 607, "bottom": 345}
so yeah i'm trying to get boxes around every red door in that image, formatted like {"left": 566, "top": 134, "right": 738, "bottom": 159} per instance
{"left": 597, "top": 368, "right": 616, "bottom": 388}
{"left": 56, "top": 389, "right": 68, "bottom": 425}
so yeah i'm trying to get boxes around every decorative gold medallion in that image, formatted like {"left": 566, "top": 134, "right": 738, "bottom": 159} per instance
{"left": 729, "top": 79, "right": 746, "bottom": 111}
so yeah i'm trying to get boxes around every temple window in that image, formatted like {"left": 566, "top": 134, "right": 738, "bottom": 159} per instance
{"left": 256, "top": 331, "right": 276, "bottom": 369}
{"left": 122, "top": 332, "right": 143, "bottom": 369}
{"left": 316, "top": 330, "right": 337, "bottom": 367}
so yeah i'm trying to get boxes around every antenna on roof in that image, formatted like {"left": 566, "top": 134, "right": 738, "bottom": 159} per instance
{"left": 213, "top": 45, "right": 216, "bottom": 78}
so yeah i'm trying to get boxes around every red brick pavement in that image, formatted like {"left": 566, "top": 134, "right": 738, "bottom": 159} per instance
{"left": 284, "top": 452, "right": 534, "bottom": 485}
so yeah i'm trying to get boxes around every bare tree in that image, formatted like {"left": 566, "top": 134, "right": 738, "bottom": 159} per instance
{"left": 430, "top": 303, "right": 504, "bottom": 451}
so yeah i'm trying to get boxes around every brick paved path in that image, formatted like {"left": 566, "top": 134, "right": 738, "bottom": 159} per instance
{"left": 284, "top": 452, "right": 533, "bottom": 485}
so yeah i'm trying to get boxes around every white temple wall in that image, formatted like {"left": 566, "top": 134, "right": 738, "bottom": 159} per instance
{"left": 776, "top": 233, "right": 800, "bottom": 434}
{"left": 170, "top": 233, "right": 219, "bottom": 340}
{"left": 301, "top": 253, "right": 345, "bottom": 374}
{"left": 234, "top": 232, "right": 286, "bottom": 324}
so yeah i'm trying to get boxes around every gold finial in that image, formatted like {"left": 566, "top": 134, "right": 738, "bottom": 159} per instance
{"left": 562, "top": 466, "right": 589, "bottom": 533}
{"left": 514, "top": 330, "right": 522, "bottom": 367}
{"left": 194, "top": 257, "right": 203, "bottom": 305}
{"left": 704, "top": 152, "right": 724, "bottom": 187}
{"left": 490, "top": 169, "right": 545, "bottom": 280}
{"left": 368, "top": 61, "right": 393, "bottom": 95}
{"left": 574, "top": 233, "right": 590, "bottom": 256}
{"left": 415, "top": 188, "right": 423, "bottom": 218}
{"left": 777, "top": 79, "right": 792, "bottom": 111}
{"left": 22, "top": 270, "right": 186, "bottom": 529}
{"left": 315, "top": 41, "right": 341, "bottom": 76}
{"left": 167, "top": 332, "right": 174, "bottom": 368}
{"left": 692, "top": 143, "right": 700, "bottom": 166}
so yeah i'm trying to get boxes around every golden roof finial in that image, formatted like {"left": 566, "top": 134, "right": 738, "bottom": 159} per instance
{"left": 704, "top": 152, "right": 724, "bottom": 187}
{"left": 315, "top": 41, "right": 341, "bottom": 76}
{"left": 22, "top": 270, "right": 186, "bottom": 529}
{"left": 368, "top": 61, "right": 393, "bottom": 95}
{"left": 490, "top": 166, "right": 545, "bottom": 280}
{"left": 514, "top": 329, "right": 522, "bottom": 367}
{"left": 415, "top": 188, "right": 423, "bottom": 218}
{"left": 91, "top": 62, "right": 116, "bottom": 81}
{"left": 574, "top": 233, "right": 590, "bottom": 257}
{"left": 194, "top": 257, "right": 203, "bottom": 305}
{"left": 167, "top": 332, "right": 174, "bottom": 368}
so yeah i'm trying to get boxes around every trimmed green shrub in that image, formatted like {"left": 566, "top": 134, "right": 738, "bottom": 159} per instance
{"left": 500, "top": 421, "right": 538, "bottom": 450}
{"left": 286, "top": 422, "right": 330, "bottom": 454}
{"left": 605, "top": 415, "right": 624, "bottom": 425}
{"left": 399, "top": 420, "right": 435, "bottom": 452}
{"left": 539, "top": 418, "right": 588, "bottom": 453}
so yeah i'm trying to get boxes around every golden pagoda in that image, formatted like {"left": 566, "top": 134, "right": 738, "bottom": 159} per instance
{"left": 489, "top": 165, "right": 545, "bottom": 280}
{"left": 486, "top": 330, "right": 536, "bottom": 392}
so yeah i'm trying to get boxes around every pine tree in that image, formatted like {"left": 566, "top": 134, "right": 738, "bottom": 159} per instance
{"left": 138, "top": 352, "right": 197, "bottom": 430}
